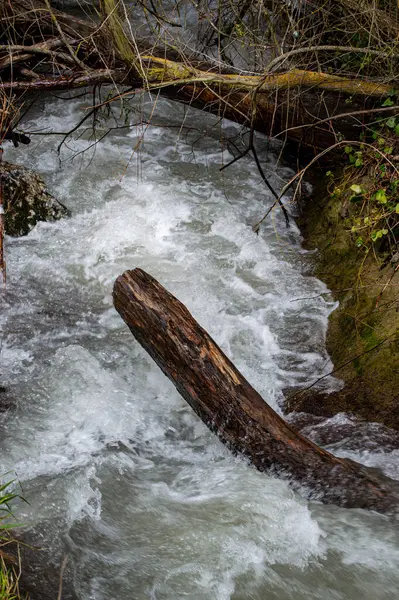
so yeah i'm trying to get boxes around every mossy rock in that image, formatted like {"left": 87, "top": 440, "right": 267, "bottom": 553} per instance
{"left": 1, "top": 161, "right": 70, "bottom": 237}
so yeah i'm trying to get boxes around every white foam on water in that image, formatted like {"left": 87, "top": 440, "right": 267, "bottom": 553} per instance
{"left": 0, "top": 95, "right": 397, "bottom": 599}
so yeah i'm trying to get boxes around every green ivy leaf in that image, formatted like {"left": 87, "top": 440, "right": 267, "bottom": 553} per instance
{"left": 396, "top": 204, "right": 399, "bottom": 213}
{"left": 386, "top": 117, "right": 396, "bottom": 129}
{"left": 382, "top": 98, "right": 395, "bottom": 107}
{"left": 355, "top": 158, "right": 363, "bottom": 167}
{"left": 350, "top": 184, "right": 363, "bottom": 194}
{"left": 345, "top": 145, "right": 353, "bottom": 154}
{"left": 395, "top": 124, "right": 399, "bottom": 136}
{"left": 375, "top": 189, "right": 387, "bottom": 203}
{"left": 371, "top": 231, "right": 381, "bottom": 241}
{"left": 384, "top": 147, "right": 393, "bottom": 155}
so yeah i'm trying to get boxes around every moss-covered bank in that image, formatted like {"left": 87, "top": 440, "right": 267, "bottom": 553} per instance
{"left": 290, "top": 169, "right": 399, "bottom": 430}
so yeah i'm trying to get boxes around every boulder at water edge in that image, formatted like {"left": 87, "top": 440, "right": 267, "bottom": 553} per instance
{"left": 1, "top": 161, "right": 70, "bottom": 236}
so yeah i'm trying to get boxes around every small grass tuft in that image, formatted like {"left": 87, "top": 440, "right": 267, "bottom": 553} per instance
{"left": 0, "top": 476, "right": 26, "bottom": 600}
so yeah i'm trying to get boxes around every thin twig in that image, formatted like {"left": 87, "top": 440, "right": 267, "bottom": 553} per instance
{"left": 273, "top": 105, "right": 399, "bottom": 139}
{"left": 57, "top": 108, "right": 96, "bottom": 154}
{"left": 253, "top": 140, "right": 399, "bottom": 233}
{"left": 266, "top": 44, "right": 399, "bottom": 73}
{"left": 219, "top": 95, "right": 289, "bottom": 226}
{"left": 57, "top": 555, "right": 68, "bottom": 600}
{"left": 286, "top": 332, "right": 397, "bottom": 407}
{"left": 376, "top": 263, "right": 399, "bottom": 308}
{"left": 43, "top": 0, "right": 89, "bottom": 72}
{"left": 0, "top": 146, "right": 5, "bottom": 286}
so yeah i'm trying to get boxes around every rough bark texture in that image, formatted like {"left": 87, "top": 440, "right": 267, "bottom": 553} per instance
{"left": 113, "top": 268, "right": 399, "bottom": 515}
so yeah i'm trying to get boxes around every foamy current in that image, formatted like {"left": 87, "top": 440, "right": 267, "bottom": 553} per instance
{"left": 0, "top": 95, "right": 398, "bottom": 600}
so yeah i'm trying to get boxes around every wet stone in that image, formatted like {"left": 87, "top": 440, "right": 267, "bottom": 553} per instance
{"left": 1, "top": 161, "right": 70, "bottom": 237}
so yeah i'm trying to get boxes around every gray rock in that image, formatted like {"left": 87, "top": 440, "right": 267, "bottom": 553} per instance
{"left": 1, "top": 161, "right": 70, "bottom": 237}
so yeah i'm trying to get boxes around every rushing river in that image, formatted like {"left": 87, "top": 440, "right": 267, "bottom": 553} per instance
{"left": 1, "top": 95, "right": 398, "bottom": 600}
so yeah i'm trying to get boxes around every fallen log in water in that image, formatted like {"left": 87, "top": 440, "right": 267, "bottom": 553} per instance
{"left": 113, "top": 268, "right": 399, "bottom": 515}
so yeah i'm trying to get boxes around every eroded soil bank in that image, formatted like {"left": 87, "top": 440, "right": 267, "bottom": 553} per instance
{"left": 291, "top": 170, "right": 399, "bottom": 430}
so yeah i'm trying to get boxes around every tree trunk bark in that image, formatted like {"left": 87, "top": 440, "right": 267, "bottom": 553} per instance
{"left": 113, "top": 268, "right": 399, "bottom": 515}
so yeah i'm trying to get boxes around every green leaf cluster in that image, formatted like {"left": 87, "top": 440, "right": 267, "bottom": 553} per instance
{"left": 335, "top": 115, "right": 399, "bottom": 251}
